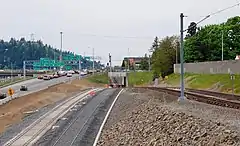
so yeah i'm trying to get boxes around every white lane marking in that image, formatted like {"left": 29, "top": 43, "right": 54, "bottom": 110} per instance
{"left": 23, "top": 110, "right": 39, "bottom": 114}
{"left": 52, "top": 125, "right": 59, "bottom": 130}
{"left": 92, "top": 89, "right": 124, "bottom": 146}
{"left": 70, "top": 108, "right": 77, "bottom": 111}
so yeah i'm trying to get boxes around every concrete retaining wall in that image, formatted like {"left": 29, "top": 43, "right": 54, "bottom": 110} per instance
{"left": 108, "top": 72, "right": 128, "bottom": 87}
{"left": 174, "top": 60, "right": 240, "bottom": 74}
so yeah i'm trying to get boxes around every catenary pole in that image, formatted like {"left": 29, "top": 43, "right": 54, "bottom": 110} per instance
{"left": 179, "top": 13, "right": 185, "bottom": 100}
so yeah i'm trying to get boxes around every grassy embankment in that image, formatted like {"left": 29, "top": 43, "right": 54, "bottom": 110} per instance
{"left": 86, "top": 72, "right": 153, "bottom": 87}
{"left": 128, "top": 71, "right": 153, "bottom": 86}
{"left": 85, "top": 72, "right": 240, "bottom": 94}
{"left": 86, "top": 73, "right": 109, "bottom": 85}
{"left": 165, "top": 73, "right": 240, "bottom": 94}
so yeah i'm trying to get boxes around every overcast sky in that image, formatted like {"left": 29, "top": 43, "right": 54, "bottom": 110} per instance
{"left": 0, "top": 0, "right": 239, "bottom": 65}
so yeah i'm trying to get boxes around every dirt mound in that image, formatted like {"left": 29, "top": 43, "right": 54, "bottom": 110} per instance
{"left": 72, "top": 79, "right": 105, "bottom": 88}
{"left": 0, "top": 78, "right": 100, "bottom": 133}
{"left": 47, "top": 83, "right": 81, "bottom": 93}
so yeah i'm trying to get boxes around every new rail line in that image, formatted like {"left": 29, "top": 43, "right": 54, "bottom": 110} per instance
{"left": 3, "top": 88, "right": 102, "bottom": 146}
{"left": 140, "top": 87, "right": 240, "bottom": 110}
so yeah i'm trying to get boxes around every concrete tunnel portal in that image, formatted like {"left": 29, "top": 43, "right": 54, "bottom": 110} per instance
{"left": 108, "top": 72, "right": 128, "bottom": 88}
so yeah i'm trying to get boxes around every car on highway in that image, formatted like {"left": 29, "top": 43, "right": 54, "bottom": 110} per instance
{"left": 58, "top": 71, "right": 67, "bottom": 77}
{"left": 20, "top": 85, "right": 28, "bottom": 91}
{"left": 43, "top": 75, "right": 51, "bottom": 80}
{"left": 74, "top": 70, "right": 79, "bottom": 74}
{"left": 66, "top": 73, "right": 72, "bottom": 77}
{"left": 37, "top": 75, "right": 43, "bottom": 79}
{"left": 53, "top": 74, "right": 59, "bottom": 78}
{"left": 49, "top": 75, "right": 54, "bottom": 79}
{"left": 0, "top": 93, "right": 7, "bottom": 99}
{"left": 68, "top": 70, "right": 75, "bottom": 74}
{"left": 80, "top": 71, "right": 87, "bottom": 76}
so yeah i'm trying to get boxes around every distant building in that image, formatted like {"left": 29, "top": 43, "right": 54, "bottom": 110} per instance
{"left": 122, "top": 56, "right": 145, "bottom": 69}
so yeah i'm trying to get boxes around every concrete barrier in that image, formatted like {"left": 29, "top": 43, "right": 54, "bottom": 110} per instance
{"left": 174, "top": 60, "right": 240, "bottom": 74}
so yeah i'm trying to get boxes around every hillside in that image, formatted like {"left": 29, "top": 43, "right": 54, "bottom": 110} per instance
{"left": 0, "top": 38, "right": 102, "bottom": 69}
{"left": 164, "top": 73, "right": 240, "bottom": 94}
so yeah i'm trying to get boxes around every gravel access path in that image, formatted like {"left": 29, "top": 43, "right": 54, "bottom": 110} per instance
{"left": 97, "top": 88, "right": 240, "bottom": 146}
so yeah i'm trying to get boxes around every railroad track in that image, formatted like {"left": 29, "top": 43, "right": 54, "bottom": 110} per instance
{"left": 51, "top": 88, "right": 123, "bottom": 146}
{"left": 166, "top": 87, "right": 240, "bottom": 101}
{"left": 3, "top": 88, "right": 102, "bottom": 146}
{"left": 141, "top": 87, "right": 240, "bottom": 110}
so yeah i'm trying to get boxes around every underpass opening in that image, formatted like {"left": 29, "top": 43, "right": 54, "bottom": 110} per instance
{"left": 108, "top": 72, "right": 128, "bottom": 88}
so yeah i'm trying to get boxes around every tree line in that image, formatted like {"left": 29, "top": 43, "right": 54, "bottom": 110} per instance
{"left": 149, "top": 16, "right": 240, "bottom": 78}
{"left": 0, "top": 38, "right": 91, "bottom": 69}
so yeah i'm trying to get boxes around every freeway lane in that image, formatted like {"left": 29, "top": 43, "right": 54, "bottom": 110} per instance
{"left": 0, "top": 74, "right": 80, "bottom": 105}
{"left": 0, "top": 78, "right": 42, "bottom": 93}
{"left": 34, "top": 88, "right": 121, "bottom": 146}
{"left": 0, "top": 74, "right": 79, "bottom": 94}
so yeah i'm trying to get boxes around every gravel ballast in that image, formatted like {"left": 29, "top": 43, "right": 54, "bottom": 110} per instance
{"left": 97, "top": 88, "right": 240, "bottom": 146}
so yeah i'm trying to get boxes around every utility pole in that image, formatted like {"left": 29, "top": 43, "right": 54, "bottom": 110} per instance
{"left": 60, "top": 31, "right": 63, "bottom": 70}
{"left": 148, "top": 55, "right": 151, "bottom": 72}
{"left": 179, "top": 13, "right": 185, "bottom": 100}
{"left": 176, "top": 44, "right": 178, "bottom": 64}
{"left": 23, "top": 61, "right": 26, "bottom": 79}
{"left": 83, "top": 52, "right": 85, "bottom": 69}
{"left": 11, "top": 62, "right": 13, "bottom": 82}
{"left": 222, "top": 30, "right": 224, "bottom": 61}
{"left": 79, "top": 55, "right": 82, "bottom": 79}
{"left": 128, "top": 48, "right": 130, "bottom": 71}
{"left": 93, "top": 48, "right": 95, "bottom": 75}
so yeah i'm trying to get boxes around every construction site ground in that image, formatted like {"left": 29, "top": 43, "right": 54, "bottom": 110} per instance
{"left": 0, "top": 79, "right": 104, "bottom": 133}
{"left": 98, "top": 88, "right": 240, "bottom": 146}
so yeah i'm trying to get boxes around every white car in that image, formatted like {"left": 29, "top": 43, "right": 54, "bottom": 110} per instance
{"left": 68, "top": 70, "right": 75, "bottom": 74}
{"left": 43, "top": 75, "right": 51, "bottom": 80}
{"left": 80, "top": 72, "right": 87, "bottom": 76}
{"left": 58, "top": 71, "right": 66, "bottom": 76}
{"left": 66, "top": 73, "right": 72, "bottom": 77}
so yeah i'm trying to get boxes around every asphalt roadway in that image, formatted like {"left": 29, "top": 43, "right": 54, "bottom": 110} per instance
{"left": 34, "top": 88, "right": 121, "bottom": 146}
{"left": 0, "top": 74, "right": 79, "bottom": 99}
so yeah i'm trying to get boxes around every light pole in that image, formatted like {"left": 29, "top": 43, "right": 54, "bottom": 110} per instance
{"left": 23, "top": 61, "right": 26, "bottom": 79}
{"left": 128, "top": 48, "right": 130, "bottom": 71}
{"left": 10, "top": 62, "right": 13, "bottom": 82}
{"left": 148, "top": 54, "right": 151, "bottom": 72}
{"left": 83, "top": 52, "right": 85, "bottom": 69}
{"left": 222, "top": 30, "right": 224, "bottom": 61}
{"left": 93, "top": 48, "right": 95, "bottom": 75}
{"left": 60, "top": 31, "right": 63, "bottom": 70}
{"left": 78, "top": 55, "right": 82, "bottom": 79}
